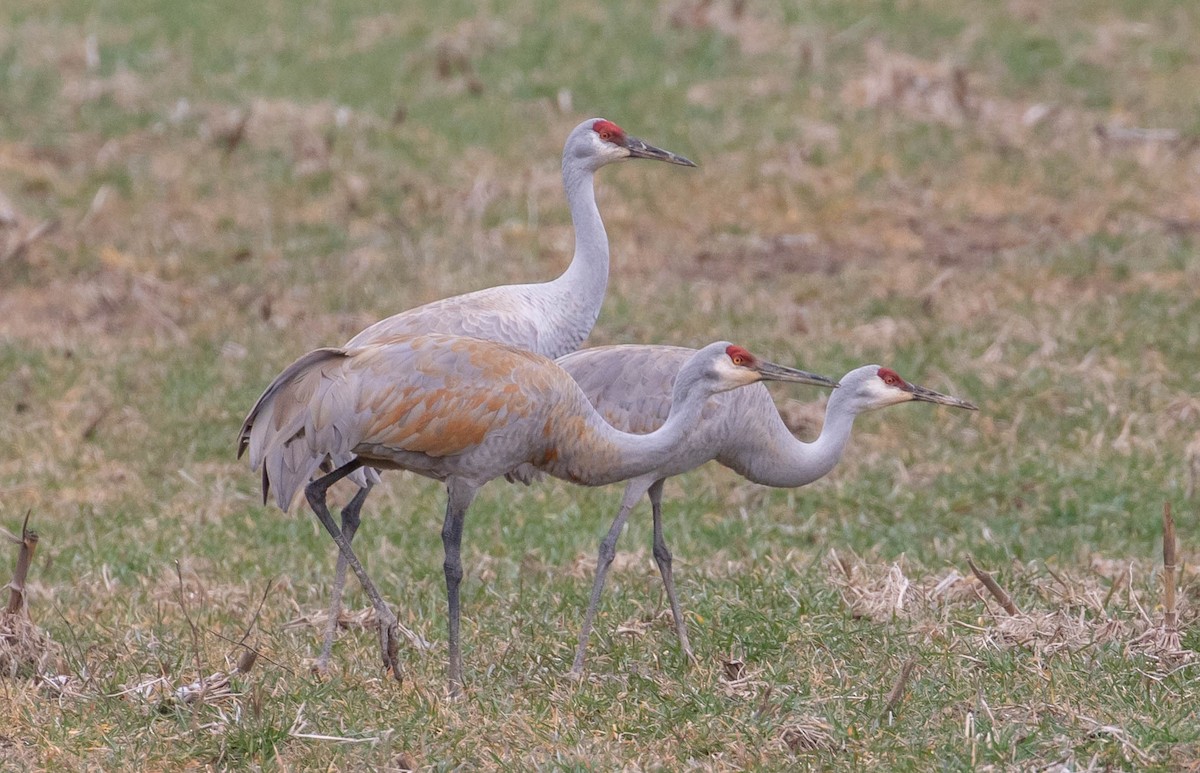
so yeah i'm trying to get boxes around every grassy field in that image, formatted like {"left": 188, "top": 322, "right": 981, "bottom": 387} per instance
{"left": 2, "top": 0, "right": 1199, "bottom": 768}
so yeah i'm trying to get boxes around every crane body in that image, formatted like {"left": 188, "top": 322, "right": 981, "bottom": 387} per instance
{"left": 343, "top": 118, "right": 694, "bottom": 358}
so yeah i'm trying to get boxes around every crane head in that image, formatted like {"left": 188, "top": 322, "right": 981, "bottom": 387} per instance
{"left": 850, "top": 366, "right": 978, "bottom": 411}
{"left": 576, "top": 118, "right": 697, "bottom": 168}
{"left": 709, "top": 343, "right": 839, "bottom": 390}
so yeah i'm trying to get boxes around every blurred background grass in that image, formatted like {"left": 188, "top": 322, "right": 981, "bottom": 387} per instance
{"left": 1, "top": 0, "right": 1199, "bottom": 768}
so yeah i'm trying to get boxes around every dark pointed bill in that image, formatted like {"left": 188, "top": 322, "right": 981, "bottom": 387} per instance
{"left": 624, "top": 135, "right": 697, "bottom": 167}
{"left": 907, "top": 382, "right": 978, "bottom": 410}
{"left": 755, "top": 361, "right": 839, "bottom": 390}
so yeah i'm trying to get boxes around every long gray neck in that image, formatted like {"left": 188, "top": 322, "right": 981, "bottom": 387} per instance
{"left": 553, "top": 373, "right": 710, "bottom": 487}
{"left": 551, "top": 161, "right": 608, "bottom": 319}
{"left": 743, "top": 390, "right": 860, "bottom": 488}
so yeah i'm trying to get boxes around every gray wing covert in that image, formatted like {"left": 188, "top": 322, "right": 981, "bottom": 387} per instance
{"left": 557, "top": 345, "right": 694, "bottom": 435}
{"left": 345, "top": 286, "right": 543, "bottom": 353}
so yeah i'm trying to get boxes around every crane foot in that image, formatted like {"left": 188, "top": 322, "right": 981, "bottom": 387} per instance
{"left": 310, "top": 657, "right": 332, "bottom": 679}
{"left": 378, "top": 621, "right": 403, "bottom": 683}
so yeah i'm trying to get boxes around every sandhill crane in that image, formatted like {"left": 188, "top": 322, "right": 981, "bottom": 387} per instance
{"left": 344, "top": 118, "right": 695, "bottom": 354}
{"left": 240, "top": 118, "right": 695, "bottom": 670}
{"left": 554, "top": 347, "right": 978, "bottom": 674}
{"left": 238, "top": 333, "right": 837, "bottom": 693}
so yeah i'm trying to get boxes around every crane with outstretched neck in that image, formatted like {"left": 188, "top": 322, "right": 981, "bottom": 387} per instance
{"left": 554, "top": 346, "right": 978, "bottom": 674}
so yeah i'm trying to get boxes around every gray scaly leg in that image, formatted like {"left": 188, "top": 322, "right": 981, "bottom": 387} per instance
{"left": 313, "top": 481, "right": 371, "bottom": 675}
{"left": 570, "top": 479, "right": 653, "bottom": 676}
{"left": 649, "top": 478, "right": 695, "bottom": 664}
{"left": 306, "top": 461, "right": 402, "bottom": 681}
{"left": 441, "top": 480, "right": 478, "bottom": 697}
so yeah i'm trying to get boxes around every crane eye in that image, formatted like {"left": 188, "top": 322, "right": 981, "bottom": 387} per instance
{"left": 877, "top": 367, "right": 903, "bottom": 387}
{"left": 594, "top": 120, "right": 624, "bottom": 144}
{"left": 725, "top": 345, "right": 754, "bottom": 367}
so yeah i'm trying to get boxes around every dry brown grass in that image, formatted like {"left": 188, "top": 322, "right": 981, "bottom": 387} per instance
{"left": 825, "top": 549, "right": 1198, "bottom": 669}
{"left": 0, "top": 615, "right": 59, "bottom": 682}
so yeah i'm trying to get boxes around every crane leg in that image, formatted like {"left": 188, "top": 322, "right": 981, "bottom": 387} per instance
{"left": 441, "top": 480, "right": 477, "bottom": 697}
{"left": 313, "top": 481, "right": 371, "bottom": 675}
{"left": 570, "top": 479, "right": 653, "bottom": 676}
{"left": 649, "top": 478, "right": 695, "bottom": 664}
{"left": 306, "top": 460, "right": 403, "bottom": 682}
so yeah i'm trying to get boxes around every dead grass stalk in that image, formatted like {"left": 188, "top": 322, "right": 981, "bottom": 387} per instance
{"left": 0, "top": 512, "right": 60, "bottom": 679}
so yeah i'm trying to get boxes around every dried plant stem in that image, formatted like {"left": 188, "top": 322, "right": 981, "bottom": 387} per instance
{"left": 880, "top": 656, "right": 919, "bottom": 721}
{"left": 831, "top": 549, "right": 853, "bottom": 579}
{"left": 5, "top": 511, "right": 38, "bottom": 615}
{"left": 1100, "top": 565, "right": 1127, "bottom": 610}
{"left": 1127, "top": 502, "right": 1188, "bottom": 658}
{"left": 1162, "top": 502, "right": 1177, "bottom": 632}
{"left": 967, "top": 556, "right": 1020, "bottom": 616}
{"left": 175, "top": 562, "right": 206, "bottom": 703}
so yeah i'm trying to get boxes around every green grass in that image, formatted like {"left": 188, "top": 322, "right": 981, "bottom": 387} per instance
{"left": 2, "top": 0, "right": 1199, "bottom": 769}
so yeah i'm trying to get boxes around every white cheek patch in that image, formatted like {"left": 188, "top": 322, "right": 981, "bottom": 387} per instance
{"left": 713, "top": 359, "right": 760, "bottom": 390}
{"left": 865, "top": 380, "right": 897, "bottom": 407}
{"left": 595, "top": 136, "right": 621, "bottom": 156}
{"left": 712, "top": 358, "right": 740, "bottom": 382}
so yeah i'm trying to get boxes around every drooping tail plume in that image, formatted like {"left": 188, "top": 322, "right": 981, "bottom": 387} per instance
{"left": 237, "top": 347, "right": 372, "bottom": 511}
